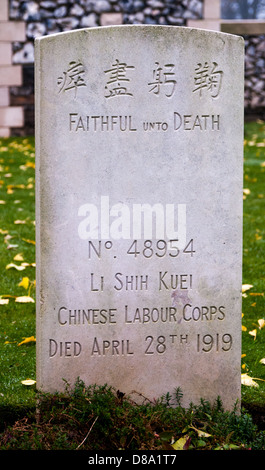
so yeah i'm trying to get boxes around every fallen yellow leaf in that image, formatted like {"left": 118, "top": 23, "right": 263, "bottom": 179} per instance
{"left": 6, "top": 243, "right": 19, "bottom": 250}
{"left": 243, "top": 188, "right": 251, "bottom": 195}
{"left": 22, "top": 238, "right": 35, "bottom": 245}
{"left": 241, "top": 374, "right": 259, "bottom": 388}
{"left": 18, "top": 336, "right": 36, "bottom": 346}
{"left": 7, "top": 184, "right": 25, "bottom": 190}
{"left": 242, "top": 325, "right": 247, "bottom": 332}
{"left": 13, "top": 253, "right": 24, "bottom": 262}
{"left": 14, "top": 220, "right": 26, "bottom": 225}
{"left": 260, "top": 358, "right": 265, "bottom": 365}
{"left": 18, "top": 277, "right": 30, "bottom": 289}
{"left": 15, "top": 296, "right": 35, "bottom": 303}
{"left": 258, "top": 319, "right": 265, "bottom": 329}
{"left": 241, "top": 373, "right": 265, "bottom": 387}
{"left": 249, "top": 329, "right": 257, "bottom": 340}
{"left": 4, "top": 234, "right": 13, "bottom": 241}
{"left": 21, "top": 379, "right": 36, "bottom": 386}
{"left": 25, "top": 161, "right": 35, "bottom": 169}
{"left": 255, "top": 233, "right": 262, "bottom": 240}
{"left": 242, "top": 284, "right": 253, "bottom": 293}
{"left": 0, "top": 298, "right": 9, "bottom": 305}
{"left": 171, "top": 436, "right": 189, "bottom": 450}
{"left": 6, "top": 263, "right": 26, "bottom": 271}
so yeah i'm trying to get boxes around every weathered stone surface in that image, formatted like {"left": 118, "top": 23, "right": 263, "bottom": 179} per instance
{"left": 35, "top": 26, "right": 244, "bottom": 409}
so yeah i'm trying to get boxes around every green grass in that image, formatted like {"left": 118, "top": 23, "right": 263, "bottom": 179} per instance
{"left": 0, "top": 138, "right": 36, "bottom": 411}
{"left": 0, "top": 123, "right": 264, "bottom": 449}
{"left": 241, "top": 121, "right": 265, "bottom": 408}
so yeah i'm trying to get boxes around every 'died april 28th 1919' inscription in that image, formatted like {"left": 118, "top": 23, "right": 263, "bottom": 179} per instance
{"left": 49, "top": 332, "right": 233, "bottom": 358}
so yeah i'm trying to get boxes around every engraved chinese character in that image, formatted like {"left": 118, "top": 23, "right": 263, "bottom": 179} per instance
{"left": 104, "top": 59, "right": 135, "bottom": 98}
{"left": 57, "top": 60, "right": 86, "bottom": 97}
{"left": 148, "top": 62, "right": 176, "bottom": 98}
{"left": 193, "top": 62, "right": 223, "bottom": 98}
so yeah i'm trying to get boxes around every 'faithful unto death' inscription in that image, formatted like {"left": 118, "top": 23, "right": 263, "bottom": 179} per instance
{"left": 35, "top": 26, "right": 244, "bottom": 409}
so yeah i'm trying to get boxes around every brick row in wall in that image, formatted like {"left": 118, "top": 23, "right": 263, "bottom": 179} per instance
{"left": 0, "top": 0, "right": 25, "bottom": 137}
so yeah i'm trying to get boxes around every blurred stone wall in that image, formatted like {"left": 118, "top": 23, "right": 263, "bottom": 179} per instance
{"left": 5, "top": 0, "right": 265, "bottom": 135}
{"left": 245, "top": 35, "right": 265, "bottom": 114}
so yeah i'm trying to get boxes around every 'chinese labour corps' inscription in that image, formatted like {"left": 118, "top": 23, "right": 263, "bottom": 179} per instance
{"left": 35, "top": 26, "right": 244, "bottom": 409}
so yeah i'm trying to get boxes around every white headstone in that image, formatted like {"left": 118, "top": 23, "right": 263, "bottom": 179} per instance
{"left": 35, "top": 25, "right": 244, "bottom": 409}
